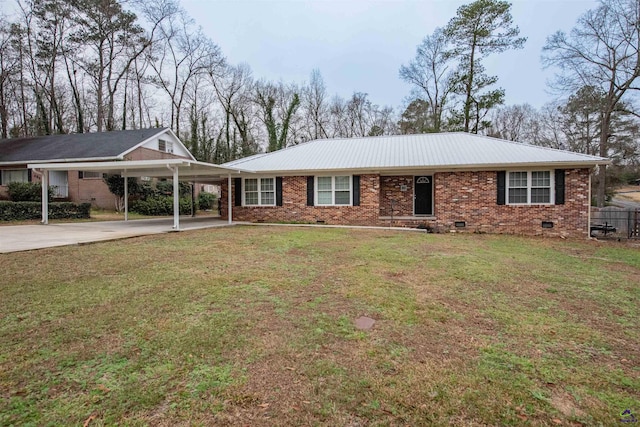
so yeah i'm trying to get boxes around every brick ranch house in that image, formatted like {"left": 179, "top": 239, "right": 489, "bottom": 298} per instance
{"left": 0, "top": 128, "right": 195, "bottom": 209}
{"left": 220, "top": 133, "right": 609, "bottom": 237}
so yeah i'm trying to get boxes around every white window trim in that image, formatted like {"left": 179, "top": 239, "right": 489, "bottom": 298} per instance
{"left": 1, "top": 169, "right": 29, "bottom": 185}
{"left": 243, "top": 177, "right": 276, "bottom": 206}
{"left": 315, "top": 175, "right": 352, "bottom": 206}
{"left": 507, "top": 170, "right": 555, "bottom": 205}
{"left": 158, "top": 139, "right": 174, "bottom": 154}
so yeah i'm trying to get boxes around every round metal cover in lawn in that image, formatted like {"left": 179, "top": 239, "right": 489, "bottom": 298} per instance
{"left": 355, "top": 316, "right": 375, "bottom": 330}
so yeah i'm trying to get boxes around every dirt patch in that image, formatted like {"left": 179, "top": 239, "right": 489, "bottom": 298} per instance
{"left": 550, "top": 391, "right": 586, "bottom": 418}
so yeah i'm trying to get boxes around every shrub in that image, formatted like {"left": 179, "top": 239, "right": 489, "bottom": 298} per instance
{"left": 131, "top": 196, "right": 192, "bottom": 216}
{"left": 155, "top": 180, "right": 192, "bottom": 197}
{"left": 7, "top": 182, "right": 53, "bottom": 202}
{"left": 198, "top": 192, "right": 217, "bottom": 210}
{"left": 0, "top": 201, "right": 91, "bottom": 221}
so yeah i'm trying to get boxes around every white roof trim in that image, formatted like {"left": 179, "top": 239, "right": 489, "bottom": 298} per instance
{"left": 28, "top": 159, "right": 253, "bottom": 180}
{"left": 1, "top": 156, "right": 122, "bottom": 166}
{"left": 118, "top": 128, "right": 196, "bottom": 161}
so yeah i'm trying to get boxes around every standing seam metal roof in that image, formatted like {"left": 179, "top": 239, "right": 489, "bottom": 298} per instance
{"left": 222, "top": 132, "right": 608, "bottom": 172}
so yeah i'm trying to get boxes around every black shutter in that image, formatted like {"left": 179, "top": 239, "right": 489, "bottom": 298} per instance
{"left": 555, "top": 169, "right": 565, "bottom": 205}
{"left": 497, "top": 171, "right": 506, "bottom": 205}
{"left": 352, "top": 175, "right": 361, "bottom": 206}
{"left": 78, "top": 171, "right": 84, "bottom": 179}
{"left": 276, "top": 177, "right": 283, "bottom": 206}
{"left": 27, "top": 169, "right": 32, "bottom": 182}
{"left": 306, "top": 176, "right": 314, "bottom": 206}
{"left": 234, "top": 177, "right": 242, "bottom": 206}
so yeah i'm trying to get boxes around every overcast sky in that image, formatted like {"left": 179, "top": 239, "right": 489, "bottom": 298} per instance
{"left": 180, "top": 0, "right": 598, "bottom": 112}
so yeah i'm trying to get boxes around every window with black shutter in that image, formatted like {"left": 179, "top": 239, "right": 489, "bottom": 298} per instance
{"left": 555, "top": 169, "right": 565, "bottom": 205}
{"left": 306, "top": 176, "right": 314, "bottom": 206}
{"left": 276, "top": 177, "right": 283, "bottom": 206}
{"left": 234, "top": 177, "right": 242, "bottom": 206}
{"left": 497, "top": 171, "right": 506, "bottom": 205}
{"left": 352, "top": 175, "right": 360, "bottom": 206}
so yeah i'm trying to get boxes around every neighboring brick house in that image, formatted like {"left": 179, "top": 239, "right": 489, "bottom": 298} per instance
{"left": 219, "top": 133, "right": 608, "bottom": 237}
{"left": 0, "top": 128, "right": 194, "bottom": 209}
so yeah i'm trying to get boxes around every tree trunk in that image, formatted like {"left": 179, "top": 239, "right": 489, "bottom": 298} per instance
{"left": 596, "top": 111, "right": 611, "bottom": 207}
{"left": 463, "top": 37, "right": 477, "bottom": 133}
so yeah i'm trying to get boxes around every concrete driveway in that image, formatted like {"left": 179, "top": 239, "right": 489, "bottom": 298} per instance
{"left": 0, "top": 217, "right": 231, "bottom": 253}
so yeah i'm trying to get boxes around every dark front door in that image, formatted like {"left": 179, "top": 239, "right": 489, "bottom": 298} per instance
{"left": 414, "top": 176, "right": 433, "bottom": 215}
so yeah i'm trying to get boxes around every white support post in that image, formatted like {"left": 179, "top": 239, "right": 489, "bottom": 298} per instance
{"left": 173, "top": 167, "right": 180, "bottom": 230}
{"left": 123, "top": 171, "right": 128, "bottom": 221}
{"left": 588, "top": 169, "right": 592, "bottom": 238}
{"left": 41, "top": 169, "right": 48, "bottom": 224}
{"left": 227, "top": 173, "right": 232, "bottom": 224}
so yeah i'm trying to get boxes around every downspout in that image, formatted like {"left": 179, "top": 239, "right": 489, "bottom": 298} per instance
{"left": 228, "top": 173, "right": 232, "bottom": 225}
{"left": 587, "top": 172, "right": 593, "bottom": 239}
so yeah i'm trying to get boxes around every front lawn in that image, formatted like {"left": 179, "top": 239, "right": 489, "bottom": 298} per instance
{"left": 1, "top": 227, "right": 638, "bottom": 425}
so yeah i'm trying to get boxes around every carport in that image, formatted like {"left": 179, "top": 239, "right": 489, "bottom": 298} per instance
{"left": 27, "top": 159, "right": 251, "bottom": 230}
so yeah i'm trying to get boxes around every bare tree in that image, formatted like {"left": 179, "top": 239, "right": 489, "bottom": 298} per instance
{"left": 487, "top": 103, "right": 537, "bottom": 142}
{"left": 148, "top": 6, "right": 223, "bottom": 137}
{"left": 210, "top": 63, "right": 256, "bottom": 161}
{"left": 399, "top": 28, "right": 454, "bottom": 132}
{"left": 543, "top": 0, "right": 640, "bottom": 206}
{"left": 301, "top": 68, "right": 330, "bottom": 141}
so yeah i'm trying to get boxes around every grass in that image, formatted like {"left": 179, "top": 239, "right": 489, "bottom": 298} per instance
{"left": 0, "top": 226, "right": 638, "bottom": 426}
{"left": 616, "top": 185, "right": 640, "bottom": 202}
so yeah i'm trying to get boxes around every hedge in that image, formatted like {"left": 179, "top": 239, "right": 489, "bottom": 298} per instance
{"left": 131, "top": 196, "right": 193, "bottom": 216}
{"left": 0, "top": 201, "right": 91, "bottom": 221}
{"left": 7, "top": 182, "right": 53, "bottom": 202}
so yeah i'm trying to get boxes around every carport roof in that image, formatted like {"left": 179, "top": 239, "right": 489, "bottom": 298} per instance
{"left": 27, "top": 159, "right": 252, "bottom": 181}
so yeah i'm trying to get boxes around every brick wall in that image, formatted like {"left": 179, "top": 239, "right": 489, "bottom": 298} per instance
{"left": 222, "top": 169, "right": 592, "bottom": 238}
{"left": 69, "top": 172, "right": 116, "bottom": 209}
{"left": 429, "top": 169, "right": 590, "bottom": 237}
{"left": 221, "top": 175, "right": 380, "bottom": 225}
{"left": 380, "top": 176, "right": 414, "bottom": 217}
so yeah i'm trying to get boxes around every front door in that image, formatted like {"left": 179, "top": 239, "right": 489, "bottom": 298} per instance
{"left": 414, "top": 176, "right": 433, "bottom": 215}
{"left": 49, "top": 170, "right": 68, "bottom": 198}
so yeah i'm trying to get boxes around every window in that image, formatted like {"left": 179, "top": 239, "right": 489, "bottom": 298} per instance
{"left": 244, "top": 178, "right": 275, "bottom": 206}
{"left": 316, "top": 176, "right": 351, "bottom": 205}
{"left": 1, "top": 169, "right": 28, "bottom": 185}
{"left": 158, "top": 139, "right": 174, "bottom": 153}
{"left": 508, "top": 171, "right": 552, "bottom": 204}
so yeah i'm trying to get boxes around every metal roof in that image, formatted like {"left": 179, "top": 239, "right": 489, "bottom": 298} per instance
{"left": 223, "top": 133, "right": 609, "bottom": 173}
{"left": 0, "top": 128, "right": 173, "bottom": 164}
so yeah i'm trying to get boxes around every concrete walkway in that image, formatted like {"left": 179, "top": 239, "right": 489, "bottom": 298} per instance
{"left": 0, "top": 217, "right": 231, "bottom": 253}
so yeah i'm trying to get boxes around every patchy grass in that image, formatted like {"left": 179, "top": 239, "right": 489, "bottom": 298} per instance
{"left": 616, "top": 185, "right": 640, "bottom": 203}
{"left": 1, "top": 226, "right": 638, "bottom": 426}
